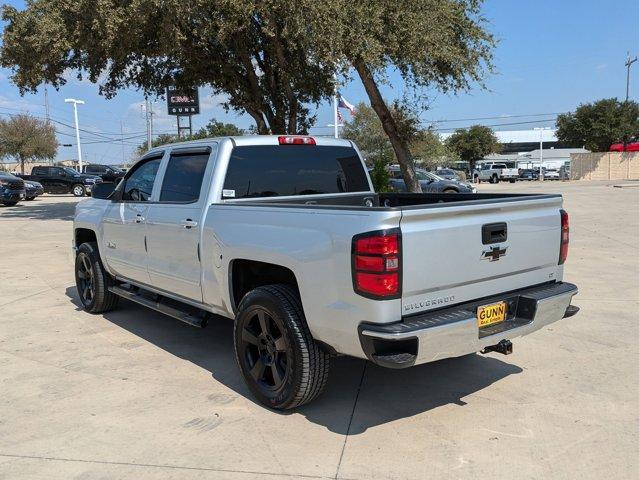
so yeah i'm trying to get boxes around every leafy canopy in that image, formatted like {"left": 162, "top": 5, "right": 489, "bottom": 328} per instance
{"left": 556, "top": 98, "right": 639, "bottom": 151}
{"left": 445, "top": 125, "right": 501, "bottom": 170}
{"left": 0, "top": 0, "right": 338, "bottom": 134}
{"left": 0, "top": 114, "right": 57, "bottom": 174}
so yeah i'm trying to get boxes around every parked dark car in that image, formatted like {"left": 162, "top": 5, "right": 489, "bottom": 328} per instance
{"left": 0, "top": 171, "right": 26, "bottom": 206}
{"left": 81, "top": 164, "right": 125, "bottom": 183}
{"left": 24, "top": 179, "right": 44, "bottom": 200}
{"left": 518, "top": 169, "right": 539, "bottom": 181}
{"left": 18, "top": 166, "right": 101, "bottom": 197}
{"left": 388, "top": 166, "right": 476, "bottom": 193}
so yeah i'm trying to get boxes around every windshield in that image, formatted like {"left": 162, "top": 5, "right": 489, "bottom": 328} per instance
{"left": 63, "top": 167, "right": 80, "bottom": 176}
{"left": 415, "top": 169, "right": 443, "bottom": 181}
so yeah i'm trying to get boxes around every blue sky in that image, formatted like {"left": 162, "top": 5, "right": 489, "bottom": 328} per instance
{"left": 0, "top": 0, "right": 638, "bottom": 165}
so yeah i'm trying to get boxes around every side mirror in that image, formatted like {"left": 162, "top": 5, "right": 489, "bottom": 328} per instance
{"left": 91, "top": 182, "right": 116, "bottom": 200}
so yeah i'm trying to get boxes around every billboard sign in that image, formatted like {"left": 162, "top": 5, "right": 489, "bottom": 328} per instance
{"left": 166, "top": 86, "right": 200, "bottom": 115}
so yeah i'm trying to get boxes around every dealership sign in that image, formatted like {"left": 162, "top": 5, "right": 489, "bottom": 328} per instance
{"left": 166, "top": 86, "right": 200, "bottom": 115}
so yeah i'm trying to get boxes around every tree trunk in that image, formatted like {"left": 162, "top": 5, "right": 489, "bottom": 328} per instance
{"left": 247, "top": 109, "right": 270, "bottom": 134}
{"left": 352, "top": 58, "right": 422, "bottom": 193}
{"left": 20, "top": 156, "right": 25, "bottom": 175}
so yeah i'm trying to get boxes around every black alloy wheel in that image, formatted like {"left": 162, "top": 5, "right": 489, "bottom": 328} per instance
{"left": 76, "top": 252, "right": 95, "bottom": 306}
{"left": 239, "top": 308, "right": 290, "bottom": 393}
{"left": 234, "top": 284, "right": 329, "bottom": 409}
{"left": 74, "top": 242, "right": 119, "bottom": 313}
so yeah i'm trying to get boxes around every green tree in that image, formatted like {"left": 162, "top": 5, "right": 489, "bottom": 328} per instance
{"left": 445, "top": 125, "right": 501, "bottom": 173}
{"left": 137, "top": 118, "right": 244, "bottom": 156}
{"left": 342, "top": 103, "right": 394, "bottom": 166}
{"left": 343, "top": 103, "right": 455, "bottom": 168}
{"left": 556, "top": 98, "right": 639, "bottom": 151}
{"left": 369, "top": 159, "right": 391, "bottom": 193}
{"left": 0, "top": 1, "right": 337, "bottom": 134}
{"left": 1, "top": 0, "right": 495, "bottom": 190}
{"left": 0, "top": 114, "right": 57, "bottom": 174}
{"left": 412, "top": 129, "right": 459, "bottom": 170}
{"left": 335, "top": 0, "right": 495, "bottom": 192}
{"left": 193, "top": 119, "right": 244, "bottom": 139}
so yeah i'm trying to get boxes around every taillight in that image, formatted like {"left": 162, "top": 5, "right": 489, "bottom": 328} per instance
{"left": 352, "top": 229, "right": 401, "bottom": 299}
{"left": 278, "top": 136, "right": 316, "bottom": 145}
{"left": 559, "top": 209, "right": 569, "bottom": 265}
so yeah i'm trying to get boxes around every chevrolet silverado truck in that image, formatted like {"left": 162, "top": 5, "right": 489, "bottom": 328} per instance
{"left": 73, "top": 135, "right": 579, "bottom": 409}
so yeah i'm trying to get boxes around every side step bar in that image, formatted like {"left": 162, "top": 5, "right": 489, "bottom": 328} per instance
{"left": 109, "top": 286, "right": 208, "bottom": 328}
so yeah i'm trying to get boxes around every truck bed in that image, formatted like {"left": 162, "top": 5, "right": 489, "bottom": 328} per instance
{"left": 227, "top": 191, "right": 560, "bottom": 210}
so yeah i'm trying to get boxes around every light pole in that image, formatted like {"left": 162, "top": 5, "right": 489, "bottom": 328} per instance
{"left": 64, "top": 98, "right": 85, "bottom": 171}
{"left": 625, "top": 54, "right": 637, "bottom": 102}
{"left": 534, "top": 127, "right": 551, "bottom": 181}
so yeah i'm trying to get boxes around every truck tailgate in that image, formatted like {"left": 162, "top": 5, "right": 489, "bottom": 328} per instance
{"left": 400, "top": 196, "right": 563, "bottom": 316}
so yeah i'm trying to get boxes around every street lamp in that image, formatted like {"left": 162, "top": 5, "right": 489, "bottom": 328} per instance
{"left": 533, "top": 127, "right": 551, "bottom": 181}
{"left": 64, "top": 98, "right": 85, "bottom": 171}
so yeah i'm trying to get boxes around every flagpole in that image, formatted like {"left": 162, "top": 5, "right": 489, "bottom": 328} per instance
{"left": 333, "top": 75, "right": 339, "bottom": 139}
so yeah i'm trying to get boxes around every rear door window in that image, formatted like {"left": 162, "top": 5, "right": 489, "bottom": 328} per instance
{"left": 159, "top": 152, "right": 210, "bottom": 202}
{"left": 223, "top": 145, "right": 369, "bottom": 198}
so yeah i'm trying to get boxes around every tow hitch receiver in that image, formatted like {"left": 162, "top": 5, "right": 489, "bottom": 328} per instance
{"left": 481, "top": 339, "right": 513, "bottom": 355}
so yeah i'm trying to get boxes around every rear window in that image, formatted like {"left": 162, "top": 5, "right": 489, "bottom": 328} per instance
{"left": 223, "top": 145, "right": 369, "bottom": 198}
{"left": 159, "top": 152, "right": 209, "bottom": 202}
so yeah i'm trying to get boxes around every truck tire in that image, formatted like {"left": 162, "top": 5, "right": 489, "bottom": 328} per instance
{"left": 509, "top": 179, "right": 516, "bottom": 183}
{"left": 234, "top": 284, "right": 330, "bottom": 409}
{"left": 75, "top": 242, "right": 119, "bottom": 314}
{"left": 1, "top": 201, "right": 18, "bottom": 206}
{"left": 443, "top": 188, "right": 458, "bottom": 193}
{"left": 72, "top": 184, "right": 86, "bottom": 197}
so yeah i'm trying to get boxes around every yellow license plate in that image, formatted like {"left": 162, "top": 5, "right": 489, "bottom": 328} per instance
{"left": 477, "top": 301, "right": 507, "bottom": 328}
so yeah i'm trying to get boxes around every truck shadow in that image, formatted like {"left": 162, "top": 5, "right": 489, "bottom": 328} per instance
{"left": 0, "top": 198, "right": 77, "bottom": 221}
{"left": 65, "top": 287, "right": 523, "bottom": 435}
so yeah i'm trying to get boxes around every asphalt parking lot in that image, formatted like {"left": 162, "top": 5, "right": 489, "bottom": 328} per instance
{"left": 1, "top": 181, "right": 638, "bottom": 480}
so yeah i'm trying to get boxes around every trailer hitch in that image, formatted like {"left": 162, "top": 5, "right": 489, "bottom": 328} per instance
{"left": 481, "top": 339, "right": 513, "bottom": 355}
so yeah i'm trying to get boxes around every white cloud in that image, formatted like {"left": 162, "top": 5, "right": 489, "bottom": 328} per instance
{"left": 0, "top": 95, "right": 45, "bottom": 114}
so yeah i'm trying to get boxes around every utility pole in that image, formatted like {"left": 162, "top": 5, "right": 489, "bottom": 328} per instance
{"left": 64, "top": 98, "right": 85, "bottom": 171}
{"left": 625, "top": 53, "right": 637, "bottom": 102}
{"left": 120, "top": 120, "right": 125, "bottom": 166}
{"left": 149, "top": 101, "right": 154, "bottom": 146}
{"left": 44, "top": 87, "right": 52, "bottom": 165}
{"left": 145, "top": 98, "right": 153, "bottom": 151}
{"left": 44, "top": 87, "right": 50, "bottom": 122}
{"left": 534, "top": 127, "right": 551, "bottom": 181}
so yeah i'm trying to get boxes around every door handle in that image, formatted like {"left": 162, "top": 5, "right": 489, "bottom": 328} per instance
{"left": 135, "top": 214, "right": 145, "bottom": 223}
{"left": 181, "top": 219, "right": 198, "bottom": 229}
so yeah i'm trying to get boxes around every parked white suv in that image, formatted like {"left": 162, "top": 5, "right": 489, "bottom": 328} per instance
{"left": 73, "top": 136, "right": 578, "bottom": 409}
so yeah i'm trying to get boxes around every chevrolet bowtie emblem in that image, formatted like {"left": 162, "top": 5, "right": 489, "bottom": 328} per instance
{"left": 482, "top": 245, "right": 507, "bottom": 261}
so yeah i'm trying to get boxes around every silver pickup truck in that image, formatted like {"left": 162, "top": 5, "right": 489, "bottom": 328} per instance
{"left": 73, "top": 135, "right": 578, "bottom": 409}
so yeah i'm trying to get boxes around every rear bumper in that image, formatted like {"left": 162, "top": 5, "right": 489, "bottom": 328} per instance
{"left": 358, "top": 282, "right": 578, "bottom": 369}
